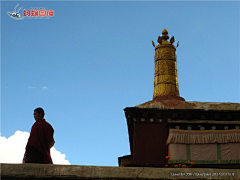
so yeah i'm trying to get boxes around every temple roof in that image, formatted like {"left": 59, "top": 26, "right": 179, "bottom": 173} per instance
{"left": 135, "top": 100, "right": 240, "bottom": 111}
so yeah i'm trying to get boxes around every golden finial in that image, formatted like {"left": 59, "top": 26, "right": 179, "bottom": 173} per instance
{"left": 153, "top": 29, "right": 185, "bottom": 101}
{"left": 161, "top": 29, "right": 169, "bottom": 40}
{"left": 162, "top": 29, "right": 168, "bottom": 35}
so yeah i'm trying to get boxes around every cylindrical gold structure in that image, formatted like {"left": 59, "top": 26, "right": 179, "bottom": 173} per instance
{"left": 153, "top": 29, "right": 183, "bottom": 101}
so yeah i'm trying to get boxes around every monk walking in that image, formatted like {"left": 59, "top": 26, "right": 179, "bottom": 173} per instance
{"left": 23, "top": 107, "right": 55, "bottom": 164}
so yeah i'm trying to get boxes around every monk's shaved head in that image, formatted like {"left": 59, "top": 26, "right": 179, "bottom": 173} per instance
{"left": 34, "top": 107, "right": 45, "bottom": 118}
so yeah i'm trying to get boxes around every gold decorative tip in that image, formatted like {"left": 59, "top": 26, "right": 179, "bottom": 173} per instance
{"left": 162, "top": 29, "right": 169, "bottom": 40}
{"left": 153, "top": 29, "right": 185, "bottom": 101}
{"left": 162, "top": 29, "right": 168, "bottom": 35}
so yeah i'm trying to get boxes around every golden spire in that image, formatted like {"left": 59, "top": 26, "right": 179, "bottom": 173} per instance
{"left": 153, "top": 29, "right": 185, "bottom": 101}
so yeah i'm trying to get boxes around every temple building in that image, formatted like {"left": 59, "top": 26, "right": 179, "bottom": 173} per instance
{"left": 118, "top": 29, "right": 240, "bottom": 168}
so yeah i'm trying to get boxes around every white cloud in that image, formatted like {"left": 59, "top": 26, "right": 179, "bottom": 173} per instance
{"left": 0, "top": 131, "right": 70, "bottom": 165}
{"left": 50, "top": 147, "right": 70, "bottom": 165}
{"left": 42, "top": 86, "right": 48, "bottom": 90}
{"left": 27, "top": 86, "right": 48, "bottom": 90}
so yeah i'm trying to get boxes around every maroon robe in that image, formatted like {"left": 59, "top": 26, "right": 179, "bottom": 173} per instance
{"left": 23, "top": 118, "right": 54, "bottom": 164}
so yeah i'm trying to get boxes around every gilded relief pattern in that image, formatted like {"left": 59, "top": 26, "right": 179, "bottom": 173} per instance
{"left": 155, "top": 50, "right": 159, "bottom": 61}
{"left": 154, "top": 84, "right": 176, "bottom": 97}
{"left": 154, "top": 75, "right": 176, "bottom": 85}
{"left": 155, "top": 48, "right": 176, "bottom": 61}
{"left": 155, "top": 60, "right": 176, "bottom": 76}
{"left": 154, "top": 61, "right": 160, "bottom": 75}
{"left": 159, "top": 48, "right": 175, "bottom": 59}
{"left": 153, "top": 39, "right": 179, "bottom": 98}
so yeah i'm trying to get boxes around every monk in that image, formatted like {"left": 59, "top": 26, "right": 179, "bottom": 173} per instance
{"left": 23, "top": 107, "right": 55, "bottom": 164}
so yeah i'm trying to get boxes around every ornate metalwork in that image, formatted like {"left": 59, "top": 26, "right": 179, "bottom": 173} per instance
{"left": 153, "top": 29, "right": 180, "bottom": 99}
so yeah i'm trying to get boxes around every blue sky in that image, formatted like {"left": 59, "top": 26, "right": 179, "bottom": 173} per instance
{"left": 1, "top": 1, "right": 239, "bottom": 166}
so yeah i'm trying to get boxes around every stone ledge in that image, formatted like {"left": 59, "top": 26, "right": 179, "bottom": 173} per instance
{"left": 1, "top": 163, "right": 240, "bottom": 180}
